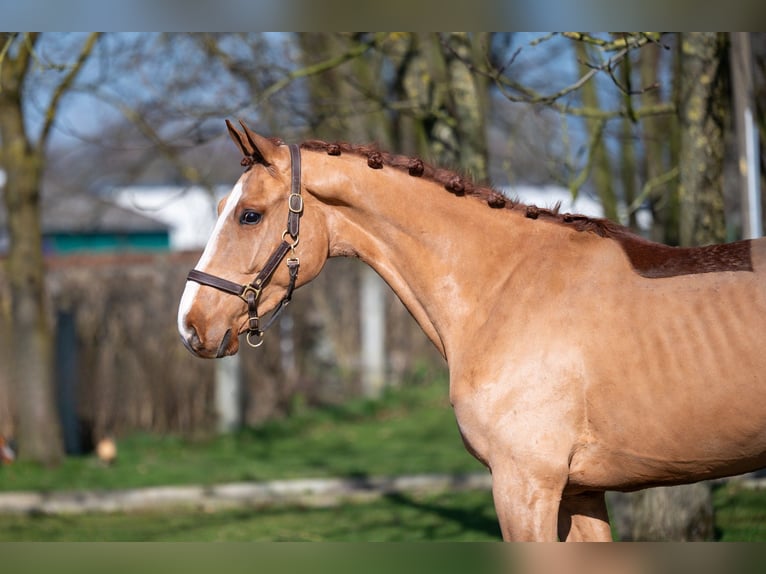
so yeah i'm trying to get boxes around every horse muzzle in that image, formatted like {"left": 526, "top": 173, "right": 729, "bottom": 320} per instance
{"left": 180, "top": 321, "right": 238, "bottom": 359}
{"left": 178, "top": 284, "right": 240, "bottom": 358}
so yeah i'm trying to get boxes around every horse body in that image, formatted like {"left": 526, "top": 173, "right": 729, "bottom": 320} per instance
{"left": 570, "top": 254, "right": 766, "bottom": 491}
{"left": 178, "top": 124, "right": 766, "bottom": 541}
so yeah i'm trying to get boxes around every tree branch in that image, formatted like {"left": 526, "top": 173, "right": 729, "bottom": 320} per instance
{"left": 0, "top": 33, "right": 16, "bottom": 70}
{"left": 628, "top": 166, "right": 680, "bottom": 214}
{"left": 562, "top": 32, "right": 662, "bottom": 51}
{"left": 567, "top": 116, "right": 606, "bottom": 198}
{"left": 38, "top": 32, "right": 101, "bottom": 148}
{"left": 485, "top": 33, "right": 673, "bottom": 120}
{"left": 0, "top": 33, "right": 39, "bottom": 95}
{"left": 95, "top": 89, "right": 218, "bottom": 193}
{"left": 256, "top": 33, "right": 384, "bottom": 104}
{"left": 494, "top": 42, "right": 639, "bottom": 105}
{"left": 19, "top": 33, "right": 41, "bottom": 76}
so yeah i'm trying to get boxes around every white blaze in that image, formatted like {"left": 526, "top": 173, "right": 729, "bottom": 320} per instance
{"left": 177, "top": 180, "right": 245, "bottom": 340}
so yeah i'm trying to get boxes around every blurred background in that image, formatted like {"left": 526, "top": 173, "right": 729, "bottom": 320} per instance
{"left": 1, "top": 32, "right": 765, "bottom": 541}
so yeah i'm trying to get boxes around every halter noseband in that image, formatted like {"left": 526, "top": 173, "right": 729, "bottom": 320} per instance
{"left": 187, "top": 143, "right": 303, "bottom": 348}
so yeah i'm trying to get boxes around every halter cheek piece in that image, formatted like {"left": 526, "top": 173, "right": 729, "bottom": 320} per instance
{"left": 187, "top": 144, "right": 303, "bottom": 348}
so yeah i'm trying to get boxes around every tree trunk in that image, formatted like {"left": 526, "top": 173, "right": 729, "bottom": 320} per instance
{"left": 574, "top": 41, "right": 619, "bottom": 221}
{"left": 0, "top": 38, "right": 64, "bottom": 464}
{"left": 388, "top": 33, "right": 451, "bottom": 161}
{"left": 631, "top": 483, "right": 715, "bottom": 541}
{"left": 441, "top": 32, "right": 489, "bottom": 181}
{"left": 393, "top": 33, "right": 490, "bottom": 181}
{"left": 678, "top": 32, "right": 730, "bottom": 246}
{"left": 297, "top": 33, "right": 391, "bottom": 398}
{"left": 619, "top": 55, "right": 638, "bottom": 230}
{"left": 640, "top": 40, "right": 680, "bottom": 245}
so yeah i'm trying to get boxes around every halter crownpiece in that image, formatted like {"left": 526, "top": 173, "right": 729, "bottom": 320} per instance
{"left": 187, "top": 143, "right": 303, "bottom": 348}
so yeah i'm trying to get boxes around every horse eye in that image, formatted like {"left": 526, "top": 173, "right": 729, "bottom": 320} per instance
{"left": 239, "top": 210, "right": 262, "bottom": 225}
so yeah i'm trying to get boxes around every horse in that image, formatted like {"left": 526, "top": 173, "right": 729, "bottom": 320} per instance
{"left": 178, "top": 120, "right": 766, "bottom": 541}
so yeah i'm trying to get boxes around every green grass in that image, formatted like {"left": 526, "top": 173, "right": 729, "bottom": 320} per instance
{"left": 2, "top": 377, "right": 766, "bottom": 541}
{"left": 2, "top": 483, "right": 765, "bottom": 541}
{"left": 0, "top": 378, "right": 484, "bottom": 493}
{"left": 712, "top": 483, "right": 766, "bottom": 541}
{"left": 1, "top": 377, "right": 502, "bottom": 541}
{"left": 0, "top": 490, "right": 501, "bottom": 541}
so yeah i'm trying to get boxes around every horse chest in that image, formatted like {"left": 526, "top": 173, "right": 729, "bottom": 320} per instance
{"left": 449, "top": 357, "right": 587, "bottom": 472}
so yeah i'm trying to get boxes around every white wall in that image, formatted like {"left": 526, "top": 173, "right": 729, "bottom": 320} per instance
{"left": 111, "top": 186, "right": 228, "bottom": 251}
{"left": 503, "top": 184, "right": 653, "bottom": 231}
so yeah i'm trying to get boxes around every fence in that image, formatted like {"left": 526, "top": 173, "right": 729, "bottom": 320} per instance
{"left": 0, "top": 251, "right": 444, "bottom": 447}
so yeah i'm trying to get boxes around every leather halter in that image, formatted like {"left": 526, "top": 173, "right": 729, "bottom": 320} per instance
{"left": 187, "top": 143, "right": 303, "bottom": 348}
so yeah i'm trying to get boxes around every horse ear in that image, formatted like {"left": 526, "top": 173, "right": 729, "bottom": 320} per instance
{"left": 225, "top": 119, "right": 279, "bottom": 167}
{"left": 225, "top": 119, "right": 252, "bottom": 158}
{"left": 239, "top": 120, "right": 279, "bottom": 167}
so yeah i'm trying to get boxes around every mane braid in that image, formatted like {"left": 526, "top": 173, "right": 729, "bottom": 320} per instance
{"left": 300, "top": 139, "right": 622, "bottom": 239}
{"left": 298, "top": 139, "right": 755, "bottom": 279}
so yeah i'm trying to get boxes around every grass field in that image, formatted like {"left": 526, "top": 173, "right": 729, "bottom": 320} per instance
{"left": 0, "top": 489, "right": 501, "bottom": 541}
{"left": 2, "top": 484, "right": 765, "bottom": 541}
{"left": 710, "top": 483, "right": 766, "bottom": 542}
{"left": 1, "top": 378, "right": 483, "bottom": 493}
{"left": 1, "top": 378, "right": 765, "bottom": 541}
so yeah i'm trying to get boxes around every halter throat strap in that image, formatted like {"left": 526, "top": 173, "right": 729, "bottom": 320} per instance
{"left": 187, "top": 143, "right": 303, "bottom": 348}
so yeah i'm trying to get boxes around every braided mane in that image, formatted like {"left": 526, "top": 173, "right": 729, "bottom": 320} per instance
{"left": 298, "top": 139, "right": 754, "bottom": 279}
{"left": 299, "top": 139, "right": 624, "bottom": 239}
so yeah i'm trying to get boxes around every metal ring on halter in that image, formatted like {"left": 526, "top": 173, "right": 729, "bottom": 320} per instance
{"left": 281, "top": 229, "right": 300, "bottom": 249}
{"left": 246, "top": 330, "right": 264, "bottom": 348}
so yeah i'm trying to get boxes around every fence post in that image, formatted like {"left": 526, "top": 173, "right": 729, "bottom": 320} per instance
{"left": 215, "top": 354, "right": 243, "bottom": 433}
{"left": 730, "top": 32, "right": 762, "bottom": 239}
{"left": 55, "top": 309, "right": 82, "bottom": 455}
{"left": 360, "top": 266, "right": 386, "bottom": 398}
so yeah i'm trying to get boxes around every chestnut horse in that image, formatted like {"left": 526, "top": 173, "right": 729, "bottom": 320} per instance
{"left": 178, "top": 121, "right": 766, "bottom": 541}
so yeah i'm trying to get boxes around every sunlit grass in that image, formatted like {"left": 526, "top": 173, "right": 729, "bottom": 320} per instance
{"left": 0, "top": 489, "right": 501, "bottom": 541}
{"left": 0, "top": 377, "right": 484, "bottom": 493}
{"left": 2, "top": 376, "right": 765, "bottom": 541}
{"left": 712, "top": 483, "right": 766, "bottom": 541}
{"left": 2, "top": 483, "right": 765, "bottom": 541}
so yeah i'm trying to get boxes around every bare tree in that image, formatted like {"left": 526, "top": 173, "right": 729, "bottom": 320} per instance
{"left": 573, "top": 40, "right": 619, "bottom": 221}
{"left": 0, "top": 32, "right": 100, "bottom": 465}
{"left": 477, "top": 34, "right": 676, "bottom": 221}
{"left": 678, "top": 33, "right": 730, "bottom": 247}
{"left": 639, "top": 39, "right": 680, "bottom": 245}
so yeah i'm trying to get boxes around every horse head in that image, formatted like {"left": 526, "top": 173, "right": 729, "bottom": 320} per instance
{"left": 178, "top": 121, "right": 329, "bottom": 358}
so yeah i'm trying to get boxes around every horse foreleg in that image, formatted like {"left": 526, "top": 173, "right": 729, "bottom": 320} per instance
{"left": 557, "top": 491, "right": 613, "bottom": 541}
{"left": 490, "top": 467, "right": 567, "bottom": 541}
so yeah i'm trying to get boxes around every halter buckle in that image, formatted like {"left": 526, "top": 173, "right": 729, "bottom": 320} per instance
{"left": 288, "top": 193, "right": 304, "bottom": 214}
{"left": 240, "top": 284, "right": 261, "bottom": 303}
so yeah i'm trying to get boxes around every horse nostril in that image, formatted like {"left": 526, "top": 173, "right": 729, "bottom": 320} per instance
{"left": 216, "top": 329, "right": 233, "bottom": 358}
{"left": 181, "top": 324, "right": 202, "bottom": 354}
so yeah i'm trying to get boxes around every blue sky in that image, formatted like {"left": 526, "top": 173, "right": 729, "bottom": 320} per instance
{"left": 39, "top": 33, "right": 582, "bottom": 146}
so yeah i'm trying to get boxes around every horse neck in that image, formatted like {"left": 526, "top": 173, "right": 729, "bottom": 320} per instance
{"left": 303, "top": 151, "right": 527, "bottom": 359}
